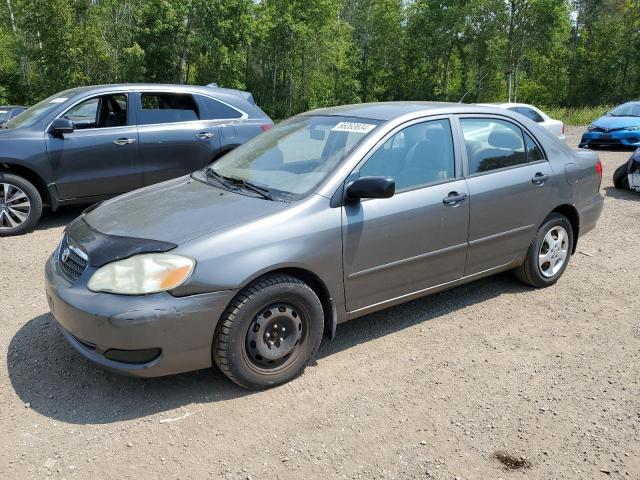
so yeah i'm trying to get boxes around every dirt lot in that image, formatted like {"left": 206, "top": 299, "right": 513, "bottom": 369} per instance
{"left": 0, "top": 126, "right": 638, "bottom": 480}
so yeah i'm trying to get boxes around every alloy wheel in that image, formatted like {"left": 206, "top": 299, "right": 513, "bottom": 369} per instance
{"left": 0, "top": 183, "right": 31, "bottom": 231}
{"left": 538, "top": 225, "right": 569, "bottom": 278}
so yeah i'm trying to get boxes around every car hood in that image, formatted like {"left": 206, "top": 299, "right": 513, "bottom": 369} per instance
{"left": 593, "top": 115, "right": 640, "bottom": 129}
{"left": 84, "top": 175, "right": 290, "bottom": 244}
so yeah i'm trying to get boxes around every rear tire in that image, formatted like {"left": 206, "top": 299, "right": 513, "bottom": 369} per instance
{"left": 613, "top": 163, "right": 630, "bottom": 190}
{"left": 515, "top": 213, "right": 573, "bottom": 288}
{"left": 213, "top": 274, "right": 324, "bottom": 390}
{"left": 0, "top": 173, "right": 42, "bottom": 236}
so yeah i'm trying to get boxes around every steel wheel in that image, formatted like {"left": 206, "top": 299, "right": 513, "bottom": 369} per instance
{"left": 538, "top": 225, "right": 569, "bottom": 278}
{"left": 0, "top": 183, "right": 31, "bottom": 231}
{"left": 245, "top": 302, "right": 307, "bottom": 372}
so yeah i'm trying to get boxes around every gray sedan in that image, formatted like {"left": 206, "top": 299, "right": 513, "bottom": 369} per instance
{"left": 45, "top": 102, "right": 604, "bottom": 389}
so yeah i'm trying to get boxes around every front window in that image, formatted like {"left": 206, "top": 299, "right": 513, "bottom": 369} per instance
{"left": 62, "top": 94, "right": 128, "bottom": 129}
{"left": 202, "top": 115, "right": 382, "bottom": 198}
{"left": 3, "top": 90, "right": 74, "bottom": 129}
{"left": 609, "top": 103, "right": 640, "bottom": 117}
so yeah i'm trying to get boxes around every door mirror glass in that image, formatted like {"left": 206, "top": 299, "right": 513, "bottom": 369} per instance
{"left": 50, "top": 118, "right": 75, "bottom": 135}
{"left": 347, "top": 176, "right": 395, "bottom": 200}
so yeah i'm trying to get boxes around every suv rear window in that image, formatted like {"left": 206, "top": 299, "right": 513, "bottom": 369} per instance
{"left": 139, "top": 93, "right": 199, "bottom": 125}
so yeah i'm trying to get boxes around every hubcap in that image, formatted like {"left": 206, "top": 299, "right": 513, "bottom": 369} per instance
{"left": 538, "top": 226, "right": 569, "bottom": 278}
{"left": 245, "top": 303, "right": 304, "bottom": 369}
{"left": 0, "top": 183, "right": 30, "bottom": 230}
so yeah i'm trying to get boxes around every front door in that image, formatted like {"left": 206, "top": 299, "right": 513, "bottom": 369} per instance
{"left": 46, "top": 93, "right": 142, "bottom": 199}
{"left": 135, "top": 91, "right": 220, "bottom": 186}
{"left": 458, "top": 116, "right": 555, "bottom": 275}
{"left": 342, "top": 118, "right": 470, "bottom": 312}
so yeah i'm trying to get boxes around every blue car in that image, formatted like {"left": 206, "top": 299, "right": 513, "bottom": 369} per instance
{"left": 579, "top": 101, "right": 640, "bottom": 148}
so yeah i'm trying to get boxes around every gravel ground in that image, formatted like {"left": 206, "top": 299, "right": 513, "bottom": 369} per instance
{"left": 0, "top": 125, "right": 638, "bottom": 480}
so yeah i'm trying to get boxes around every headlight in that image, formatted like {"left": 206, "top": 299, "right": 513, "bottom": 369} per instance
{"left": 88, "top": 253, "right": 195, "bottom": 295}
{"left": 587, "top": 124, "right": 597, "bottom": 131}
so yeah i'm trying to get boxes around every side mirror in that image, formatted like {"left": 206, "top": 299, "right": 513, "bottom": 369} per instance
{"left": 346, "top": 176, "right": 395, "bottom": 200}
{"left": 50, "top": 118, "right": 75, "bottom": 135}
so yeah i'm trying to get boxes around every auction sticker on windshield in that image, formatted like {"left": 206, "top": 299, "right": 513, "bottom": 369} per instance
{"left": 331, "top": 122, "right": 377, "bottom": 133}
{"left": 50, "top": 98, "right": 68, "bottom": 104}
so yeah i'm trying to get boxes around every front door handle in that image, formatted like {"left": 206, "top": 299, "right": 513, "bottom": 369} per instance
{"left": 443, "top": 191, "right": 468, "bottom": 206}
{"left": 196, "top": 132, "right": 215, "bottom": 139}
{"left": 531, "top": 173, "right": 549, "bottom": 185}
{"left": 113, "top": 138, "right": 137, "bottom": 146}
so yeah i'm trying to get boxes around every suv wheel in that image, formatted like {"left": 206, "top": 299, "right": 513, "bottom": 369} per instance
{"left": 213, "top": 274, "right": 324, "bottom": 390}
{"left": 515, "top": 213, "right": 573, "bottom": 288}
{"left": 0, "top": 174, "right": 42, "bottom": 236}
{"left": 613, "top": 163, "right": 630, "bottom": 190}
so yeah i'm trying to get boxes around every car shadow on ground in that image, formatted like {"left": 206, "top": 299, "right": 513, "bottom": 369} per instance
{"left": 35, "top": 206, "right": 86, "bottom": 231}
{"left": 8, "top": 272, "right": 529, "bottom": 425}
{"left": 604, "top": 186, "right": 640, "bottom": 202}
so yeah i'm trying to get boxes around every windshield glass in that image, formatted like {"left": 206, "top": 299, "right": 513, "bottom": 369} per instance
{"left": 3, "top": 90, "right": 74, "bottom": 129}
{"left": 204, "top": 115, "right": 382, "bottom": 197}
{"left": 609, "top": 102, "right": 640, "bottom": 117}
{"left": 0, "top": 109, "right": 11, "bottom": 122}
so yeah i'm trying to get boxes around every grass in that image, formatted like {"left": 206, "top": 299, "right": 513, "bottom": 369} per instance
{"left": 542, "top": 105, "right": 613, "bottom": 126}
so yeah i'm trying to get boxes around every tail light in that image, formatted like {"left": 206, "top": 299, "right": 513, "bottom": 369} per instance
{"left": 595, "top": 159, "right": 603, "bottom": 178}
{"left": 260, "top": 124, "right": 273, "bottom": 132}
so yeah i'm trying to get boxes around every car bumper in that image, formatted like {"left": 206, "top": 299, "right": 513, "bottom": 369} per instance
{"left": 579, "top": 130, "right": 640, "bottom": 148}
{"left": 45, "top": 254, "right": 237, "bottom": 378}
{"left": 577, "top": 193, "right": 604, "bottom": 237}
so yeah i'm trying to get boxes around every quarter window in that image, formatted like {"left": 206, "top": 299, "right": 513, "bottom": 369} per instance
{"left": 139, "top": 93, "right": 199, "bottom": 124}
{"left": 202, "top": 97, "right": 243, "bottom": 120}
{"left": 460, "top": 118, "right": 528, "bottom": 174}
{"left": 358, "top": 119, "right": 455, "bottom": 191}
{"left": 525, "top": 132, "right": 544, "bottom": 162}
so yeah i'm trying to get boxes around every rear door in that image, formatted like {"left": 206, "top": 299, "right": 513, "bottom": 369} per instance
{"left": 46, "top": 92, "right": 142, "bottom": 199}
{"left": 342, "top": 117, "right": 469, "bottom": 312}
{"left": 457, "top": 116, "right": 554, "bottom": 275}
{"left": 135, "top": 91, "right": 221, "bottom": 186}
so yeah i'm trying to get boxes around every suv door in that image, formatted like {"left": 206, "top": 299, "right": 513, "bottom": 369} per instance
{"left": 46, "top": 93, "right": 141, "bottom": 199}
{"left": 135, "top": 91, "right": 221, "bottom": 186}
{"left": 458, "top": 116, "right": 553, "bottom": 275}
{"left": 342, "top": 117, "right": 469, "bottom": 313}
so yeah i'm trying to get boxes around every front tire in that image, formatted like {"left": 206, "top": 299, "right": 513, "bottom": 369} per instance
{"left": 0, "top": 173, "right": 42, "bottom": 236}
{"left": 213, "top": 274, "right": 324, "bottom": 390}
{"left": 613, "top": 163, "right": 630, "bottom": 190}
{"left": 515, "top": 213, "right": 573, "bottom": 288}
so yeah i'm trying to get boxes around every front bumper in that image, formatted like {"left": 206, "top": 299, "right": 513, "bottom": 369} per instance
{"left": 579, "top": 130, "right": 640, "bottom": 148}
{"left": 45, "top": 254, "right": 236, "bottom": 377}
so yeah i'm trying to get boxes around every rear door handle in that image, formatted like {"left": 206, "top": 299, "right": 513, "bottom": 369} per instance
{"left": 531, "top": 173, "right": 549, "bottom": 184}
{"left": 113, "top": 138, "right": 136, "bottom": 146}
{"left": 196, "top": 132, "right": 215, "bottom": 139}
{"left": 443, "top": 192, "right": 468, "bottom": 205}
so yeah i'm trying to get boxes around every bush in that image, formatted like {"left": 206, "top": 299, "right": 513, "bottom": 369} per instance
{"left": 542, "top": 105, "right": 613, "bottom": 126}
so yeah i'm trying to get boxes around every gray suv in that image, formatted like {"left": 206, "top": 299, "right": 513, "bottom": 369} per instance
{"left": 0, "top": 84, "right": 272, "bottom": 236}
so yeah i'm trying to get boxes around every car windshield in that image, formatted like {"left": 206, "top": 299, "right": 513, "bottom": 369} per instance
{"left": 203, "top": 115, "right": 382, "bottom": 198}
{"left": 3, "top": 91, "right": 73, "bottom": 129}
{"left": 0, "top": 109, "right": 12, "bottom": 122}
{"left": 608, "top": 103, "right": 640, "bottom": 117}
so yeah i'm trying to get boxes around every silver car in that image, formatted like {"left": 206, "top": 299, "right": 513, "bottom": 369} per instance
{"left": 45, "top": 102, "right": 604, "bottom": 389}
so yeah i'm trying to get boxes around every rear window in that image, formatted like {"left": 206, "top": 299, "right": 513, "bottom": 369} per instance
{"left": 139, "top": 93, "right": 199, "bottom": 125}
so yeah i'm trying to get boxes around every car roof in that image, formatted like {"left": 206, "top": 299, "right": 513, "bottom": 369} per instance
{"left": 301, "top": 101, "right": 513, "bottom": 121}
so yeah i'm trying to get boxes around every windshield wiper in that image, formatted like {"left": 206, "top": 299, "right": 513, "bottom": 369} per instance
{"left": 204, "top": 168, "right": 236, "bottom": 190}
{"left": 204, "top": 169, "right": 276, "bottom": 200}
{"left": 228, "top": 177, "right": 277, "bottom": 200}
